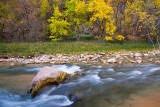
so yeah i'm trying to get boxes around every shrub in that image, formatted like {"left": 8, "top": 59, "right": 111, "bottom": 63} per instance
{"left": 126, "top": 35, "right": 137, "bottom": 41}
{"left": 105, "top": 36, "right": 113, "bottom": 41}
{"left": 116, "top": 35, "right": 125, "bottom": 41}
{"left": 94, "top": 36, "right": 100, "bottom": 39}
{"left": 49, "top": 36, "right": 62, "bottom": 41}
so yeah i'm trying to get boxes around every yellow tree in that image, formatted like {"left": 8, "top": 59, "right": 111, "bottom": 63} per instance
{"left": 88, "top": 0, "right": 116, "bottom": 41}
{"left": 48, "top": 6, "right": 70, "bottom": 41}
{"left": 125, "top": 0, "right": 159, "bottom": 42}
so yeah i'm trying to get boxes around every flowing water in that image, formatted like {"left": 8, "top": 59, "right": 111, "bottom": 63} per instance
{"left": 1, "top": 64, "right": 160, "bottom": 107}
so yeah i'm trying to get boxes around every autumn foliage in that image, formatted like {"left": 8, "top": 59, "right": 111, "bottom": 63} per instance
{"left": 0, "top": 0, "right": 159, "bottom": 42}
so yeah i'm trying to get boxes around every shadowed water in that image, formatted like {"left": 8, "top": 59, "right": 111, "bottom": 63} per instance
{"left": 0, "top": 64, "right": 160, "bottom": 107}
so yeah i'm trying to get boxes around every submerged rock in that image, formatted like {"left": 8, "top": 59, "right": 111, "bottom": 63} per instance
{"left": 29, "top": 66, "right": 67, "bottom": 97}
{"left": 70, "top": 71, "right": 86, "bottom": 77}
{"left": 69, "top": 92, "right": 83, "bottom": 102}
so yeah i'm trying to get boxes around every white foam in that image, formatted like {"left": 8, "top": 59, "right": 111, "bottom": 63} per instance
{"left": 0, "top": 88, "right": 73, "bottom": 107}
{"left": 84, "top": 75, "right": 103, "bottom": 84}
{"left": 25, "top": 67, "right": 42, "bottom": 72}
{"left": 92, "top": 66, "right": 102, "bottom": 68}
{"left": 89, "top": 75, "right": 101, "bottom": 80}
{"left": 107, "top": 68, "right": 115, "bottom": 72}
{"left": 129, "top": 71, "right": 142, "bottom": 75}
{"left": 0, "top": 89, "right": 21, "bottom": 101}
{"left": 52, "top": 65, "right": 81, "bottom": 74}
{"left": 1, "top": 95, "right": 73, "bottom": 107}
{"left": 45, "top": 87, "right": 56, "bottom": 95}
{"left": 53, "top": 65, "right": 81, "bottom": 74}
{"left": 25, "top": 65, "right": 82, "bottom": 74}
{"left": 104, "top": 78, "right": 115, "bottom": 81}
{"left": 117, "top": 72, "right": 126, "bottom": 76}
{"left": 75, "top": 74, "right": 103, "bottom": 85}
{"left": 32, "top": 95, "right": 73, "bottom": 107}
{"left": 150, "top": 67, "right": 160, "bottom": 72}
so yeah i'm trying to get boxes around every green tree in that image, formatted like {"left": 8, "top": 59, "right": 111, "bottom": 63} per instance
{"left": 39, "top": 0, "right": 51, "bottom": 18}
{"left": 48, "top": 6, "right": 70, "bottom": 41}
{"left": 65, "top": 0, "right": 88, "bottom": 41}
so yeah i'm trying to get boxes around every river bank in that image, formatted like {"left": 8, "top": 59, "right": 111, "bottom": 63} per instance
{"left": 0, "top": 50, "right": 160, "bottom": 66}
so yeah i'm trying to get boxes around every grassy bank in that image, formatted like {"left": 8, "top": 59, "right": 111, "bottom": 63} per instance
{"left": 0, "top": 41, "right": 157, "bottom": 56}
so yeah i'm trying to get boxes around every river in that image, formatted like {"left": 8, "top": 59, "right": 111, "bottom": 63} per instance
{"left": 0, "top": 64, "right": 160, "bottom": 107}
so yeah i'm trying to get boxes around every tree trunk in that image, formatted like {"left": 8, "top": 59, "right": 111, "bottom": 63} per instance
{"left": 98, "top": 19, "right": 106, "bottom": 41}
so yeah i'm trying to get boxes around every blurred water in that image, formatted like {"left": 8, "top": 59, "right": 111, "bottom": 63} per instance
{"left": 0, "top": 64, "right": 160, "bottom": 107}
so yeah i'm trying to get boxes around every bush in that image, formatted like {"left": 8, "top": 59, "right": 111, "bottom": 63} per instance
{"left": 116, "top": 35, "right": 125, "bottom": 41}
{"left": 105, "top": 36, "right": 113, "bottom": 41}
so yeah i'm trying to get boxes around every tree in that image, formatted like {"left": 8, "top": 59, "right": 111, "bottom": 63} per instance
{"left": 48, "top": 6, "right": 70, "bottom": 41}
{"left": 39, "top": 0, "right": 51, "bottom": 18}
{"left": 0, "top": 0, "right": 46, "bottom": 41}
{"left": 88, "top": 0, "right": 116, "bottom": 41}
{"left": 0, "top": 1, "right": 8, "bottom": 38}
{"left": 125, "top": 0, "right": 159, "bottom": 42}
{"left": 65, "top": 0, "right": 88, "bottom": 41}
{"left": 112, "top": 0, "right": 128, "bottom": 36}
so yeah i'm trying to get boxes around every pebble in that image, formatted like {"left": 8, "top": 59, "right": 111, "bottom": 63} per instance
{"left": 117, "top": 60, "right": 123, "bottom": 65}
{"left": 115, "top": 54, "right": 121, "bottom": 59}
{"left": 0, "top": 59, "right": 3, "bottom": 62}
{"left": 129, "top": 52, "right": 134, "bottom": 57}
{"left": 10, "top": 63, "right": 15, "bottom": 66}
{"left": 134, "top": 53, "right": 143, "bottom": 57}
{"left": 107, "top": 58, "right": 116, "bottom": 63}
{"left": 130, "top": 60, "right": 136, "bottom": 63}
{"left": 144, "top": 54, "right": 149, "bottom": 56}
{"left": 137, "top": 60, "right": 143, "bottom": 63}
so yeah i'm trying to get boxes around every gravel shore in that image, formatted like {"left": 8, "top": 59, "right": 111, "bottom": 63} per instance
{"left": 1, "top": 50, "right": 160, "bottom": 66}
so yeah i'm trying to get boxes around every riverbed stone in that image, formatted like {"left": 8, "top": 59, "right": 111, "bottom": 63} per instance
{"left": 0, "top": 59, "right": 3, "bottom": 62}
{"left": 107, "top": 58, "right": 116, "bottom": 63}
{"left": 10, "top": 62, "right": 15, "bottom": 66}
{"left": 29, "top": 66, "right": 67, "bottom": 97}
{"left": 130, "top": 60, "right": 136, "bottom": 63}
{"left": 117, "top": 60, "right": 123, "bottom": 65}
{"left": 115, "top": 54, "right": 121, "bottom": 59}
{"left": 1, "top": 50, "right": 160, "bottom": 66}
{"left": 137, "top": 60, "right": 143, "bottom": 64}
{"left": 70, "top": 71, "right": 86, "bottom": 77}
{"left": 70, "top": 72, "right": 78, "bottom": 77}
{"left": 129, "top": 52, "right": 134, "bottom": 57}
{"left": 134, "top": 53, "right": 143, "bottom": 57}
{"left": 144, "top": 53, "right": 149, "bottom": 56}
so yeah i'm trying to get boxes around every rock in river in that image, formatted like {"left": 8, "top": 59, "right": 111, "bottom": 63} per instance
{"left": 29, "top": 66, "right": 67, "bottom": 97}
{"left": 69, "top": 92, "right": 83, "bottom": 102}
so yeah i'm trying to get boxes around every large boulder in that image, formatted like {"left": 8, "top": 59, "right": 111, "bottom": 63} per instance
{"left": 29, "top": 66, "right": 67, "bottom": 97}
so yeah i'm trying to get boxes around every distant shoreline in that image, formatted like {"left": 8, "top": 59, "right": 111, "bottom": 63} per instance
{"left": 1, "top": 50, "right": 160, "bottom": 67}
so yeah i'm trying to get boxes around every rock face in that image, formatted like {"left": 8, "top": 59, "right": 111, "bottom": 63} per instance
{"left": 29, "top": 66, "right": 67, "bottom": 97}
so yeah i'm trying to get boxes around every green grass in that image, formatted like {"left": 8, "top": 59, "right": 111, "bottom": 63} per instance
{"left": 0, "top": 41, "right": 158, "bottom": 56}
